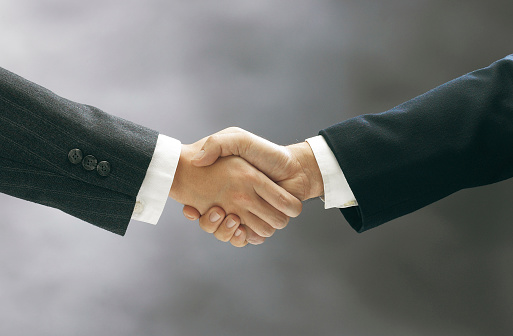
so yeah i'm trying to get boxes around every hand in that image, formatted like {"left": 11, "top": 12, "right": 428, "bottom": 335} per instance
{"left": 183, "top": 206, "right": 249, "bottom": 247}
{"left": 183, "top": 127, "right": 324, "bottom": 244}
{"left": 183, "top": 205, "right": 269, "bottom": 247}
{"left": 169, "top": 140, "right": 303, "bottom": 240}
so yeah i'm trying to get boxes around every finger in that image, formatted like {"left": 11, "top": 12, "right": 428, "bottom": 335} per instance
{"left": 191, "top": 131, "right": 252, "bottom": 167}
{"left": 230, "top": 225, "right": 248, "bottom": 248}
{"left": 247, "top": 198, "right": 289, "bottom": 231}
{"left": 253, "top": 173, "right": 302, "bottom": 218}
{"left": 198, "top": 206, "right": 226, "bottom": 234}
{"left": 214, "top": 214, "right": 241, "bottom": 242}
{"left": 244, "top": 225, "right": 266, "bottom": 245}
{"left": 192, "top": 131, "right": 289, "bottom": 184}
{"left": 241, "top": 211, "right": 276, "bottom": 238}
{"left": 182, "top": 205, "right": 201, "bottom": 221}
{"left": 242, "top": 176, "right": 292, "bottom": 230}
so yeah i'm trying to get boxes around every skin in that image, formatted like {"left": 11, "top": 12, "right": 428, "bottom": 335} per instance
{"left": 182, "top": 127, "right": 324, "bottom": 247}
{"left": 169, "top": 139, "right": 303, "bottom": 241}
{"left": 186, "top": 206, "right": 248, "bottom": 247}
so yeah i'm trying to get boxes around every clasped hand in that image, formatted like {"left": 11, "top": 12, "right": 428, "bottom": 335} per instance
{"left": 168, "top": 128, "right": 324, "bottom": 247}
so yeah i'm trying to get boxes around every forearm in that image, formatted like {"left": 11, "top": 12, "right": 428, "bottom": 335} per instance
{"left": 321, "top": 55, "right": 513, "bottom": 232}
{"left": 0, "top": 66, "right": 159, "bottom": 234}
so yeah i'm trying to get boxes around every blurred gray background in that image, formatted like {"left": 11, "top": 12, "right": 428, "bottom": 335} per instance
{"left": 1, "top": 0, "right": 512, "bottom": 335}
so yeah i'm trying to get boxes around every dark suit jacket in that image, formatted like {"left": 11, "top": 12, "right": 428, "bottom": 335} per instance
{"left": 320, "top": 55, "right": 513, "bottom": 233}
{"left": 0, "top": 67, "right": 158, "bottom": 235}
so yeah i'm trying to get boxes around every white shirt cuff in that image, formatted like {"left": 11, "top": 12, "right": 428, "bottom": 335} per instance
{"left": 306, "top": 135, "right": 358, "bottom": 209}
{"left": 131, "top": 134, "right": 181, "bottom": 224}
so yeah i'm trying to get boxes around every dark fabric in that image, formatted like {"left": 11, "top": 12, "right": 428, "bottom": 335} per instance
{"left": 0, "top": 67, "right": 159, "bottom": 235}
{"left": 320, "top": 55, "right": 513, "bottom": 233}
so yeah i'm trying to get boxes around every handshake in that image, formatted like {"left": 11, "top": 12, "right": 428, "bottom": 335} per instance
{"left": 4, "top": 56, "right": 508, "bottom": 240}
{"left": 168, "top": 127, "right": 325, "bottom": 247}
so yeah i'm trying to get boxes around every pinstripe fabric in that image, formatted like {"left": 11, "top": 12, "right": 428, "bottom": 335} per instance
{"left": 0, "top": 67, "right": 159, "bottom": 235}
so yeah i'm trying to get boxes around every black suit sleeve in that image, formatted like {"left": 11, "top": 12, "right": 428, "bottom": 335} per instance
{"left": 0, "top": 67, "right": 159, "bottom": 235}
{"left": 320, "top": 55, "right": 513, "bottom": 233}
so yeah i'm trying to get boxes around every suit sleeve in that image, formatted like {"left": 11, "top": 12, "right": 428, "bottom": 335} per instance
{"left": 0, "top": 67, "right": 159, "bottom": 235}
{"left": 320, "top": 55, "right": 513, "bottom": 233}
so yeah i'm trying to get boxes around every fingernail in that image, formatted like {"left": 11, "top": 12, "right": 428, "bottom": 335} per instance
{"left": 226, "top": 218, "right": 237, "bottom": 229}
{"left": 192, "top": 150, "right": 205, "bottom": 161}
{"left": 184, "top": 213, "right": 195, "bottom": 220}
{"left": 209, "top": 211, "right": 221, "bottom": 222}
{"left": 235, "top": 229, "right": 242, "bottom": 237}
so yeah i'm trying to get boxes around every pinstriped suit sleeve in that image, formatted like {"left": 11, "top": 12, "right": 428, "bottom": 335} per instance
{"left": 320, "top": 55, "right": 513, "bottom": 233}
{"left": 0, "top": 67, "right": 159, "bottom": 235}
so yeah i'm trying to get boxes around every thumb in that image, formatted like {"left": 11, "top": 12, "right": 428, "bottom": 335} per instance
{"left": 191, "top": 132, "right": 251, "bottom": 167}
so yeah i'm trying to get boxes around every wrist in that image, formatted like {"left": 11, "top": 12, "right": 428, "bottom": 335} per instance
{"left": 169, "top": 143, "right": 200, "bottom": 204}
{"left": 287, "top": 142, "right": 324, "bottom": 200}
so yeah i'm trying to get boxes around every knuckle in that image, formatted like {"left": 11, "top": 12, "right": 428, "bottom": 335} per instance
{"left": 199, "top": 219, "right": 217, "bottom": 234}
{"left": 225, "top": 126, "right": 243, "bottom": 133}
{"left": 231, "top": 240, "right": 246, "bottom": 248}
{"left": 206, "top": 134, "right": 220, "bottom": 146}
{"left": 232, "top": 191, "right": 252, "bottom": 206}
{"left": 238, "top": 167, "right": 258, "bottom": 182}
{"left": 278, "top": 193, "right": 290, "bottom": 207}
{"left": 278, "top": 193, "right": 293, "bottom": 213}
{"left": 214, "top": 231, "right": 231, "bottom": 242}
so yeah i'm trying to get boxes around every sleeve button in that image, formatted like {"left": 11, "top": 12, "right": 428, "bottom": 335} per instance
{"left": 68, "top": 149, "right": 83, "bottom": 164}
{"left": 97, "top": 161, "right": 111, "bottom": 177}
{"left": 133, "top": 200, "right": 144, "bottom": 214}
{"left": 82, "top": 155, "right": 98, "bottom": 171}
